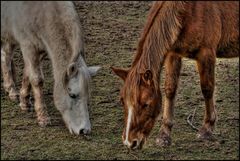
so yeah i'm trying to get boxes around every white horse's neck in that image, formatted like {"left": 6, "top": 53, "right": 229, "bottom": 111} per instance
{"left": 44, "top": 41, "right": 86, "bottom": 89}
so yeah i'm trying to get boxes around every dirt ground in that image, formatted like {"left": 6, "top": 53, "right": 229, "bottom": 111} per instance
{"left": 1, "top": 1, "right": 239, "bottom": 160}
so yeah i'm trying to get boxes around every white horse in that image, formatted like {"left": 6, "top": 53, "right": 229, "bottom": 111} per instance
{"left": 1, "top": 1, "right": 100, "bottom": 135}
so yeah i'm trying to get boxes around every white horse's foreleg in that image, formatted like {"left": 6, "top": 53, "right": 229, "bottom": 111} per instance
{"left": 20, "top": 43, "right": 50, "bottom": 127}
{"left": 19, "top": 66, "right": 32, "bottom": 111}
{"left": 1, "top": 42, "right": 18, "bottom": 101}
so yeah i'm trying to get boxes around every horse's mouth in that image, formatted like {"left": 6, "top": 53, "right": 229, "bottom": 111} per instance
{"left": 129, "top": 137, "right": 146, "bottom": 150}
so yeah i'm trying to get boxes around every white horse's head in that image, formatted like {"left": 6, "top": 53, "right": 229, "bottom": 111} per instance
{"left": 58, "top": 62, "right": 100, "bottom": 135}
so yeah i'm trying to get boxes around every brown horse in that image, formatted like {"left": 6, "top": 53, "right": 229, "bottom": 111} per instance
{"left": 111, "top": 1, "right": 239, "bottom": 150}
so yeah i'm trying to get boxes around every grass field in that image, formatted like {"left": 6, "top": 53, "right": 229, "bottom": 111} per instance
{"left": 1, "top": 1, "right": 239, "bottom": 160}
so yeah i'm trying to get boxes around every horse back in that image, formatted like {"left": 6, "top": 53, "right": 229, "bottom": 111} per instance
{"left": 216, "top": 1, "right": 239, "bottom": 58}
{"left": 173, "top": 1, "right": 239, "bottom": 58}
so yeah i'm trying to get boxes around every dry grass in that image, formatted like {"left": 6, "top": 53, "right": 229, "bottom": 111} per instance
{"left": 1, "top": 2, "right": 239, "bottom": 160}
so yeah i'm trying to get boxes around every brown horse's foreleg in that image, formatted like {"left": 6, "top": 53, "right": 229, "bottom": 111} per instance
{"left": 21, "top": 44, "right": 50, "bottom": 127}
{"left": 1, "top": 43, "right": 18, "bottom": 101}
{"left": 19, "top": 67, "right": 32, "bottom": 111}
{"left": 196, "top": 48, "right": 217, "bottom": 140}
{"left": 156, "top": 52, "right": 182, "bottom": 146}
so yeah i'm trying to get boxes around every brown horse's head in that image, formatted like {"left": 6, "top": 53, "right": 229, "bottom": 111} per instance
{"left": 111, "top": 67, "right": 161, "bottom": 150}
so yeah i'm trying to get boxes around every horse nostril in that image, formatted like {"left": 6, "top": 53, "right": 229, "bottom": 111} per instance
{"left": 79, "top": 129, "right": 84, "bottom": 134}
{"left": 69, "top": 93, "right": 77, "bottom": 99}
{"left": 131, "top": 140, "right": 138, "bottom": 149}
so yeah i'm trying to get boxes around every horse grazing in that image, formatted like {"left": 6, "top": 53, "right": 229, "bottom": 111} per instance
{"left": 1, "top": 1, "right": 101, "bottom": 135}
{"left": 111, "top": 1, "right": 239, "bottom": 150}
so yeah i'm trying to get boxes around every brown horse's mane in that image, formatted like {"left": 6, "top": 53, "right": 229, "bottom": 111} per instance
{"left": 125, "top": 2, "right": 185, "bottom": 101}
{"left": 131, "top": 1, "right": 166, "bottom": 67}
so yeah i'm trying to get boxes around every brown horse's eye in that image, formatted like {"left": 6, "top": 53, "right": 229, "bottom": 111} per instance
{"left": 120, "top": 98, "right": 124, "bottom": 106}
{"left": 143, "top": 104, "right": 148, "bottom": 108}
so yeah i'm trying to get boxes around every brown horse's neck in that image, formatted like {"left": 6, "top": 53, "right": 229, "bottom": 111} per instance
{"left": 130, "top": 1, "right": 185, "bottom": 88}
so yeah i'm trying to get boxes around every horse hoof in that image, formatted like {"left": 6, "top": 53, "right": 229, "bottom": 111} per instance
{"left": 20, "top": 106, "right": 33, "bottom": 112}
{"left": 20, "top": 105, "right": 29, "bottom": 111}
{"left": 38, "top": 117, "right": 51, "bottom": 127}
{"left": 8, "top": 88, "right": 19, "bottom": 102}
{"left": 197, "top": 128, "right": 216, "bottom": 141}
{"left": 155, "top": 135, "right": 172, "bottom": 147}
{"left": 9, "top": 93, "right": 19, "bottom": 102}
{"left": 20, "top": 102, "right": 33, "bottom": 112}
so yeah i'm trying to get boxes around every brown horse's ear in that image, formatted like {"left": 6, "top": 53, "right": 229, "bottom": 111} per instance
{"left": 141, "top": 69, "right": 153, "bottom": 86}
{"left": 111, "top": 66, "right": 129, "bottom": 81}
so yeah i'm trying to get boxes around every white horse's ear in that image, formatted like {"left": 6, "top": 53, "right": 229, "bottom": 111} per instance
{"left": 88, "top": 66, "right": 101, "bottom": 76}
